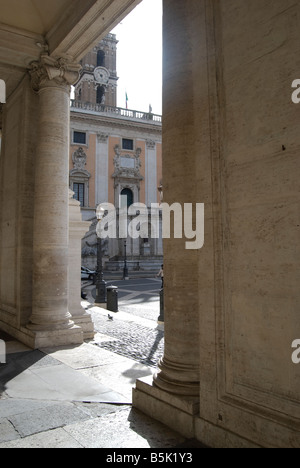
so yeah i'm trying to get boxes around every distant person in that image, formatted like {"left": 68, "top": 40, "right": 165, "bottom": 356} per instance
{"left": 157, "top": 264, "right": 164, "bottom": 288}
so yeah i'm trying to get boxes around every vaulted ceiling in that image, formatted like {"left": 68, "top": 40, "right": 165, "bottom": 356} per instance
{"left": 0, "top": 0, "right": 142, "bottom": 98}
{"left": 0, "top": 0, "right": 72, "bottom": 35}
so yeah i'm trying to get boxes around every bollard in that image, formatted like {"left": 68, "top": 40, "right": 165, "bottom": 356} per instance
{"left": 158, "top": 287, "right": 164, "bottom": 323}
{"left": 107, "top": 286, "right": 119, "bottom": 312}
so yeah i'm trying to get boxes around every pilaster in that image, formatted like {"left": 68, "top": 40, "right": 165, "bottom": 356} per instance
{"left": 96, "top": 133, "right": 109, "bottom": 205}
{"left": 145, "top": 139, "right": 157, "bottom": 207}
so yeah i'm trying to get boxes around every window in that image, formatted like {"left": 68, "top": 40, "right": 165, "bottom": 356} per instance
{"left": 73, "top": 183, "right": 85, "bottom": 206}
{"left": 122, "top": 139, "right": 134, "bottom": 151}
{"left": 97, "top": 50, "right": 105, "bottom": 67}
{"left": 97, "top": 86, "right": 105, "bottom": 104}
{"left": 73, "top": 131, "right": 87, "bottom": 145}
{"left": 121, "top": 188, "right": 134, "bottom": 209}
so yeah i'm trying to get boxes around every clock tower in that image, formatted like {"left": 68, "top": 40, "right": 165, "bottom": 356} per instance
{"left": 74, "top": 34, "right": 118, "bottom": 107}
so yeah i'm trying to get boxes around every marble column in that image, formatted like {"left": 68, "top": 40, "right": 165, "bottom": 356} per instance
{"left": 152, "top": 0, "right": 202, "bottom": 397}
{"left": 27, "top": 55, "right": 83, "bottom": 346}
{"left": 133, "top": 0, "right": 204, "bottom": 437}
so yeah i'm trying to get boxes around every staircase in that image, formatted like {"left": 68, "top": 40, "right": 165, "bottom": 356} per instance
{"left": 103, "top": 257, "right": 163, "bottom": 280}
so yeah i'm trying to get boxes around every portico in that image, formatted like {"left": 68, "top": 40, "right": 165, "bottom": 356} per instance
{"left": 0, "top": 0, "right": 299, "bottom": 448}
{"left": 0, "top": 0, "right": 142, "bottom": 347}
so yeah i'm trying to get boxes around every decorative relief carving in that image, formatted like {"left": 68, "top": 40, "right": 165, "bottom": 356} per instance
{"left": 146, "top": 139, "right": 156, "bottom": 149}
{"left": 112, "top": 144, "right": 143, "bottom": 180}
{"left": 70, "top": 147, "right": 91, "bottom": 179}
{"left": 72, "top": 147, "right": 87, "bottom": 170}
{"left": 97, "top": 133, "right": 109, "bottom": 143}
{"left": 30, "top": 54, "right": 81, "bottom": 92}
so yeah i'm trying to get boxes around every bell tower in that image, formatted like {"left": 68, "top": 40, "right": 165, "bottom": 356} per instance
{"left": 74, "top": 34, "right": 118, "bottom": 107}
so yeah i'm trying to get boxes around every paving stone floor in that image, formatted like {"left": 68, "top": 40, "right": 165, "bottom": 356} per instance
{"left": 0, "top": 280, "right": 207, "bottom": 449}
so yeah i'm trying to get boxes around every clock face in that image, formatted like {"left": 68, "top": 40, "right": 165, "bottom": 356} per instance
{"left": 94, "top": 67, "right": 110, "bottom": 85}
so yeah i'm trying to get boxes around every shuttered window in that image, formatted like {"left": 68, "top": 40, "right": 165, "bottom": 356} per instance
{"left": 73, "top": 183, "right": 85, "bottom": 206}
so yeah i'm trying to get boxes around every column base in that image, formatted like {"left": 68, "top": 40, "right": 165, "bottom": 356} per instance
{"left": 26, "top": 324, "right": 84, "bottom": 348}
{"left": 0, "top": 319, "right": 83, "bottom": 349}
{"left": 154, "top": 357, "right": 200, "bottom": 396}
{"left": 133, "top": 376, "right": 199, "bottom": 439}
{"left": 72, "top": 313, "right": 95, "bottom": 340}
{"left": 133, "top": 376, "right": 260, "bottom": 448}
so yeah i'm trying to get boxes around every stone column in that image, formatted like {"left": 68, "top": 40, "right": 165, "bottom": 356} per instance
{"left": 27, "top": 55, "right": 83, "bottom": 347}
{"left": 152, "top": 0, "right": 202, "bottom": 398}
{"left": 133, "top": 0, "right": 204, "bottom": 437}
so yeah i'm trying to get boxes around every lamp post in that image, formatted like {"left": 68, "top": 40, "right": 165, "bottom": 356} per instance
{"left": 157, "top": 183, "right": 164, "bottom": 323}
{"left": 95, "top": 205, "right": 107, "bottom": 304}
{"left": 123, "top": 240, "right": 129, "bottom": 280}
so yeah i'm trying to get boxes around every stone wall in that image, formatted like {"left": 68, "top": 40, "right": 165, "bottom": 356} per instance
{"left": 0, "top": 77, "right": 38, "bottom": 332}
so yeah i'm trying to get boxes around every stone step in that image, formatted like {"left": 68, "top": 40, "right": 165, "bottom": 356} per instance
{"left": 104, "top": 259, "right": 163, "bottom": 273}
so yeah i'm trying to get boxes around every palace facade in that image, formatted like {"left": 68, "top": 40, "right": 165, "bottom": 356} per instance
{"left": 69, "top": 34, "right": 163, "bottom": 268}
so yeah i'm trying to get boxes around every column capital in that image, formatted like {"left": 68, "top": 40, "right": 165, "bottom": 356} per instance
{"left": 29, "top": 54, "right": 81, "bottom": 92}
{"left": 146, "top": 139, "right": 156, "bottom": 150}
{"left": 97, "top": 132, "right": 109, "bottom": 143}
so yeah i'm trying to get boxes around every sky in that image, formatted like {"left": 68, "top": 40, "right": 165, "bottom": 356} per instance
{"left": 110, "top": 0, "right": 163, "bottom": 115}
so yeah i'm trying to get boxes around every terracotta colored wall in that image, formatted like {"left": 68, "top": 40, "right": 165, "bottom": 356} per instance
{"left": 70, "top": 132, "right": 96, "bottom": 207}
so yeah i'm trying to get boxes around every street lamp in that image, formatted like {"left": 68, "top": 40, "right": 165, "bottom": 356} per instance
{"left": 95, "top": 205, "right": 107, "bottom": 304}
{"left": 123, "top": 240, "right": 129, "bottom": 280}
{"left": 157, "top": 183, "right": 164, "bottom": 323}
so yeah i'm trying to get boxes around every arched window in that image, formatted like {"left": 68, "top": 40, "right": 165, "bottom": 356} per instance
{"left": 97, "top": 50, "right": 105, "bottom": 67}
{"left": 121, "top": 188, "right": 134, "bottom": 209}
{"left": 97, "top": 86, "right": 105, "bottom": 104}
{"left": 96, "top": 86, "right": 105, "bottom": 104}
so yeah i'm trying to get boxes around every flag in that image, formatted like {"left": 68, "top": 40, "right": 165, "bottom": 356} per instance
{"left": 125, "top": 91, "right": 128, "bottom": 109}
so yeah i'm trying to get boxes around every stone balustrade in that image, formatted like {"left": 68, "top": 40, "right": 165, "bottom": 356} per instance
{"left": 70, "top": 100, "right": 162, "bottom": 123}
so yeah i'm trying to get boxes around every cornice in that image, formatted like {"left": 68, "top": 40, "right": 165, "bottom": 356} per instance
{"left": 48, "top": 0, "right": 142, "bottom": 62}
{"left": 70, "top": 111, "right": 162, "bottom": 136}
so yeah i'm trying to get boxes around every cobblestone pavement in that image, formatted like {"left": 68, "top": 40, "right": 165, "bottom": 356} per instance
{"left": 90, "top": 310, "right": 164, "bottom": 368}
{"left": 85, "top": 278, "right": 164, "bottom": 368}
